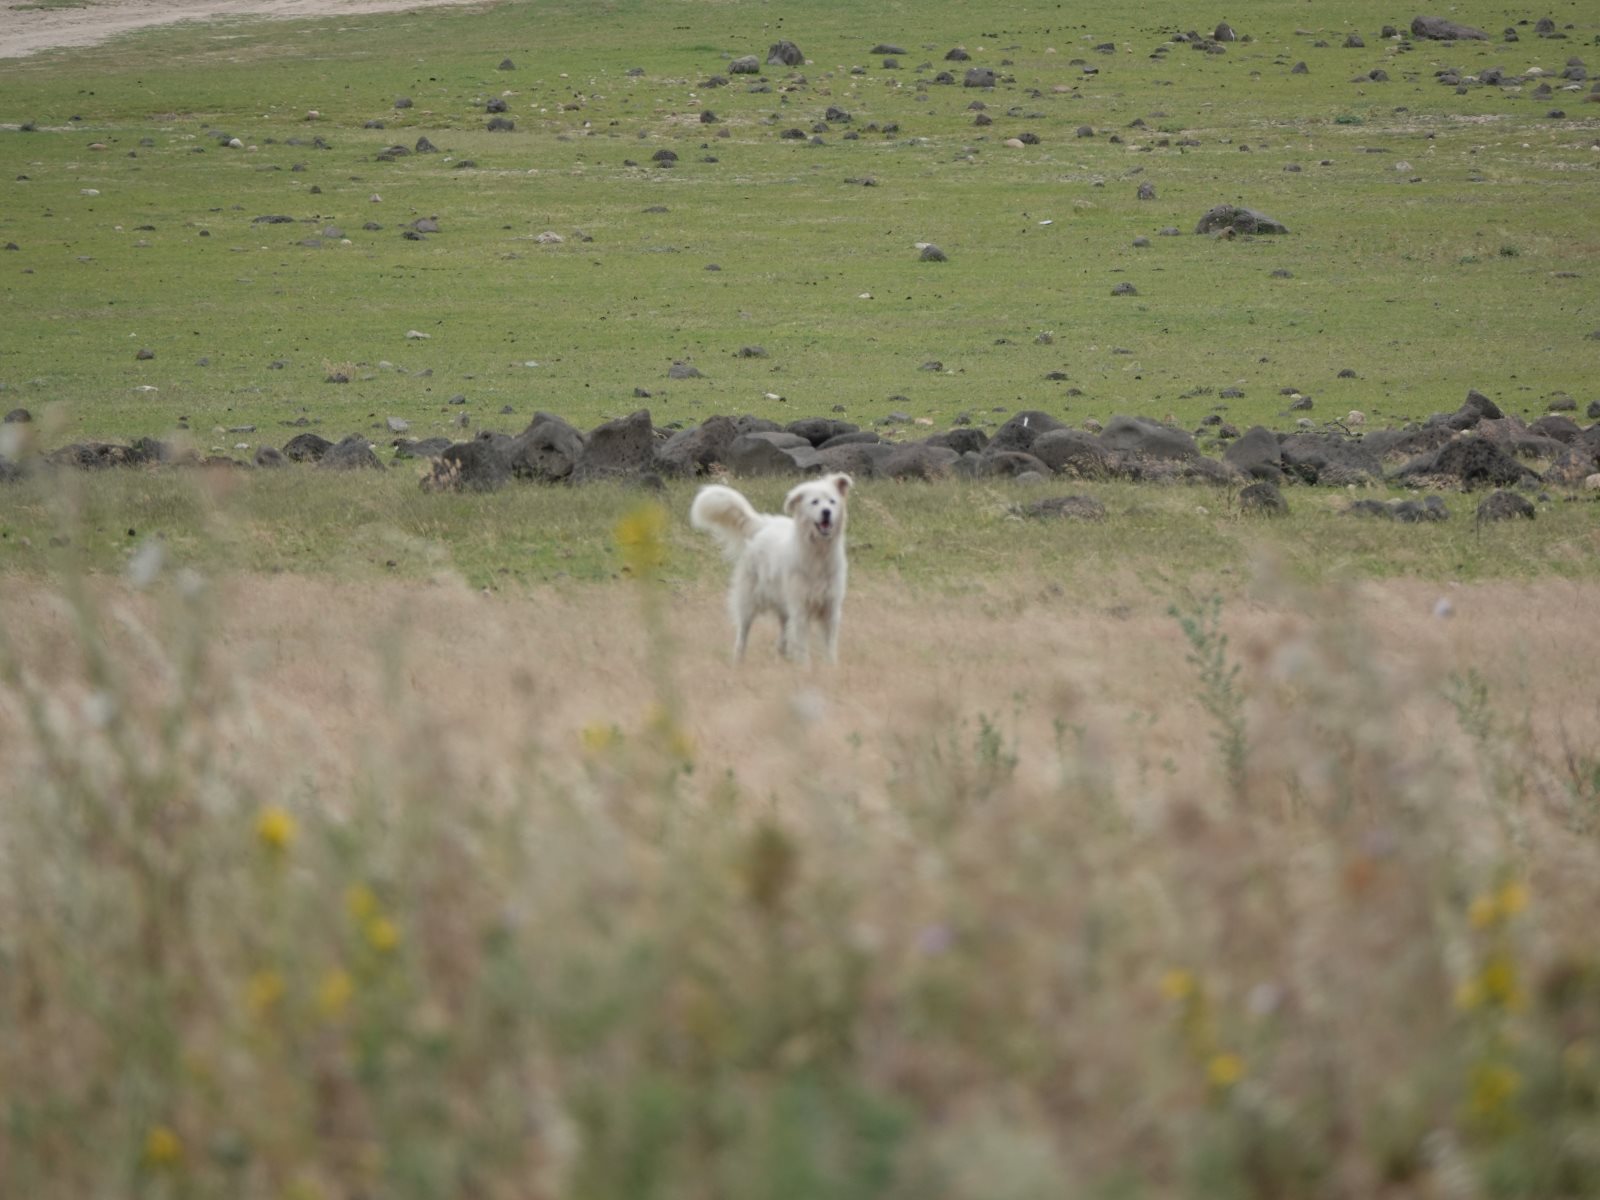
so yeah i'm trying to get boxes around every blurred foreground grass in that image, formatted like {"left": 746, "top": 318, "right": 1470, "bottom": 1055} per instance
{"left": 2, "top": 484, "right": 1599, "bottom": 1199}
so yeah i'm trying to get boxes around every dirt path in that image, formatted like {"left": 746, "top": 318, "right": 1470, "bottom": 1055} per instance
{"left": 1, "top": 0, "right": 488, "bottom": 59}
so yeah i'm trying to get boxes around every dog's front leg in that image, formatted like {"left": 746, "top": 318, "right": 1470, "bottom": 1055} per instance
{"left": 781, "top": 609, "right": 810, "bottom": 665}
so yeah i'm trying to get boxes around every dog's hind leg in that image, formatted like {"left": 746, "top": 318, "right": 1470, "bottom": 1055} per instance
{"left": 732, "top": 608, "right": 755, "bottom": 663}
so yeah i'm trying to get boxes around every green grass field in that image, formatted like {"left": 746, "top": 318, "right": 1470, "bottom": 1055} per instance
{"left": 2, "top": 0, "right": 1597, "bottom": 451}
{"left": 3, "top": 4, "right": 1600, "bottom": 1198}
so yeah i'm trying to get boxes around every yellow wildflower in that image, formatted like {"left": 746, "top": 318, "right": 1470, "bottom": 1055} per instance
{"left": 580, "top": 721, "right": 618, "bottom": 753}
{"left": 615, "top": 502, "right": 668, "bottom": 578}
{"left": 1468, "top": 892, "right": 1500, "bottom": 930}
{"left": 1467, "top": 1061, "right": 1521, "bottom": 1122}
{"left": 1497, "top": 880, "right": 1529, "bottom": 917}
{"left": 1479, "top": 953, "right": 1524, "bottom": 1010}
{"left": 255, "top": 806, "right": 297, "bottom": 854}
{"left": 1160, "top": 968, "right": 1197, "bottom": 1002}
{"left": 1207, "top": 1052, "right": 1245, "bottom": 1090}
{"left": 245, "top": 968, "right": 285, "bottom": 1019}
{"left": 317, "top": 968, "right": 354, "bottom": 1019}
{"left": 345, "top": 883, "right": 379, "bottom": 922}
{"left": 143, "top": 1125, "right": 183, "bottom": 1168}
{"left": 364, "top": 915, "right": 400, "bottom": 954}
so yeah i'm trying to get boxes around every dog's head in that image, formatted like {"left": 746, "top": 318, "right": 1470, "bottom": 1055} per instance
{"left": 784, "top": 473, "right": 852, "bottom": 541}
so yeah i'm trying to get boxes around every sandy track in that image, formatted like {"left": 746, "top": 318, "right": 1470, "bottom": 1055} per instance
{"left": 1, "top": 0, "right": 488, "bottom": 59}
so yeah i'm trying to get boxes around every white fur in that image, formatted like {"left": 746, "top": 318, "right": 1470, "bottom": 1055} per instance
{"left": 689, "top": 473, "right": 853, "bottom": 664}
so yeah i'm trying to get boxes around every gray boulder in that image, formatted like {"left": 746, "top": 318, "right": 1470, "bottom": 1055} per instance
{"left": 282, "top": 432, "right": 334, "bottom": 462}
{"left": 924, "top": 427, "right": 990, "bottom": 455}
{"left": 1398, "top": 437, "right": 1533, "bottom": 489}
{"left": 1223, "top": 424, "right": 1284, "bottom": 480}
{"left": 1100, "top": 414, "right": 1198, "bottom": 460}
{"left": 1021, "top": 494, "right": 1107, "bottom": 521}
{"left": 1195, "top": 205, "right": 1289, "bottom": 235}
{"left": 1030, "top": 429, "right": 1111, "bottom": 477}
{"left": 786, "top": 417, "right": 859, "bottom": 446}
{"left": 1238, "top": 480, "right": 1288, "bottom": 516}
{"left": 1410, "top": 15, "right": 1488, "bottom": 40}
{"left": 1476, "top": 491, "right": 1535, "bottom": 522}
{"left": 572, "top": 409, "right": 657, "bottom": 483}
{"left": 767, "top": 40, "right": 804, "bottom": 66}
{"left": 318, "top": 435, "right": 384, "bottom": 470}
{"left": 730, "top": 55, "right": 761, "bottom": 74}
{"left": 657, "top": 415, "right": 737, "bottom": 475}
{"left": 882, "top": 442, "right": 962, "bottom": 479}
{"left": 429, "top": 438, "right": 511, "bottom": 492}
{"left": 812, "top": 441, "right": 895, "bottom": 479}
{"left": 725, "top": 433, "right": 820, "bottom": 476}
{"left": 1280, "top": 432, "right": 1382, "bottom": 485}
{"left": 975, "top": 450, "right": 1052, "bottom": 479}
{"left": 988, "top": 410, "right": 1067, "bottom": 453}
{"left": 509, "top": 413, "right": 585, "bottom": 482}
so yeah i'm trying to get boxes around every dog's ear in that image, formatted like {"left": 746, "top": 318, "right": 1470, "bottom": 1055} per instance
{"left": 831, "top": 473, "right": 853, "bottom": 498}
{"left": 783, "top": 484, "right": 805, "bottom": 516}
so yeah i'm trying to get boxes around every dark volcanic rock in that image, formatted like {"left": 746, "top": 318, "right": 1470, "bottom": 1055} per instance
{"left": 429, "top": 438, "right": 511, "bottom": 492}
{"left": 1195, "top": 205, "right": 1289, "bottom": 235}
{"left": 572, "top": 409, "right": 656, "bottom": 483}
{"left": 973, "top": 450, "right": 1051, "bottom": 479}
{"left": 509, "top": 412, "right": 586, "bottom": 483}
{"left": 767, "top": 39, "right": 804, "bottom": 66}
{"left": 1223, "top": 424, "right": 1284, "bottom": 480}
{"left": 1280, "top": 432, "right": 1382, "bottom": 485}
{"left": 786, "top": 417, "right": 859, "bottom": 446}
{"left": 725, "top": 432, "right": 820, "bottom": 476}
{"left": 964, "top": 67, "right": 997, "bottom": 88}
{"left": 1021, "top": 494, "right": 1107, "bottom": 521}
{"left": 988, "top": 410, "right": 1068, "bottom": 453}
{"left": 282, "top": 432, "right": 335, "bottom": 462}
{"left": 253, "top": 446, "right": 287, "bottom": 468}
{"left": 1476, "top": 490, "right": 1535, "bottom": 522}
{"left": 318, "top": 435, "right": 384, "bottom": 470}
{"left": 1099, "top": 414, "right": 1197, "bottom": 460}
{"left": 1411, "top": 15, "right": 1489, "bottom": 41}
{"left": 4, "top": 408, "right": 33, "bottom": 423}
{"left": 1030, "top": 429, "right": 1111, "bottom": 477}
{"left": 924, "top": 427, "right": 990, "bottom": 456}
{"left": 882, "top": 443, "right": 962, "bottom": 480}
{"left": 812, "top": 441, "right": 895, "bottom": 478}
{"left": 1238, "top": 480, "right": 1288, "bottom": 516}
{"left": 658, "top": 415, "right": 738, "bottom": 475}
{"left": 1400, "top": 437, "right": 1533, "bottom": 489}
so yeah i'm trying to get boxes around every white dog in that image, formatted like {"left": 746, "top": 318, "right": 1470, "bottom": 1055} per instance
{"left": 690, "top": 473, "right": 853, "bottom": 664}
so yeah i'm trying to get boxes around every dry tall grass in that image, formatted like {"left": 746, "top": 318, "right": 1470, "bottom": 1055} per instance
{"left": 3, "top": 545, "right": 1598, "bottom": 1199}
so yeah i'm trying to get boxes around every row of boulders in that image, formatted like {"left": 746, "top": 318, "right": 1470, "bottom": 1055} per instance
{"left": 6, "top": 392, "right": 1597, "bottom": 501}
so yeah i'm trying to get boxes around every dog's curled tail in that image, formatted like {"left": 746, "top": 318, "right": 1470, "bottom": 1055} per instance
{"left": 690, "top": 484, "right": 762, "bottom": 557}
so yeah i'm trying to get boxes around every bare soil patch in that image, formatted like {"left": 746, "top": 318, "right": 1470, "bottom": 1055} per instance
{"left": 0, "top": 0, "right": 490, "bottom": 59}
{"left": 4, "top": 573, "right": 1595, "bottom": 808}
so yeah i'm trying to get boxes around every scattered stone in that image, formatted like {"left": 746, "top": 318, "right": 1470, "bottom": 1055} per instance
{"left": 4, "top": 408, "right": 33, "bottom": 423}
{"left": 1475, "top": 490, "right": 1535, "bottom": 522}
{"left": 572, "top": 409, "right": 658, "bottom": 483}
{"left": 1238, "top": 480, "right": 1288, "bottom": 516}
{"left": 964, "top": 67, "right": 997, "bottom": 88}
{"left": 919, "top": 243, "right": 948, "bottom": 262}
{"left": 1021, "top": 494, "right": 1107, "bottom": 521}
{"left": 282, "top": 432, "right": 334, "bottom": 462}
{"left": 1411, "top": 15, "right": 1489, "bottom": 41}
{"left": 318, "top": 434, "right": 384, "bottom": 470}
{"left": 1111, "top": 281, "right": 1138, "bottom": 296}
{"left": 767, "top": 40, "right": 804, "bottom": 67}
{"left": 667, "top": 360, "right": 704, "bottom": 379}
{"left": 1195, "top": 205, "right": 1289, "bottom": 235}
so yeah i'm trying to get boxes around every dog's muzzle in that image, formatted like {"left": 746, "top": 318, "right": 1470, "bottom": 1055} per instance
{"left": 817, "top": 510, "right": 834, "bottom": 535}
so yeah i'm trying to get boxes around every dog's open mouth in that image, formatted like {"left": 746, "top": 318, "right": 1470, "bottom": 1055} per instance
{"left": 817, "top": 511, "right": 834, "bottom": 535}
